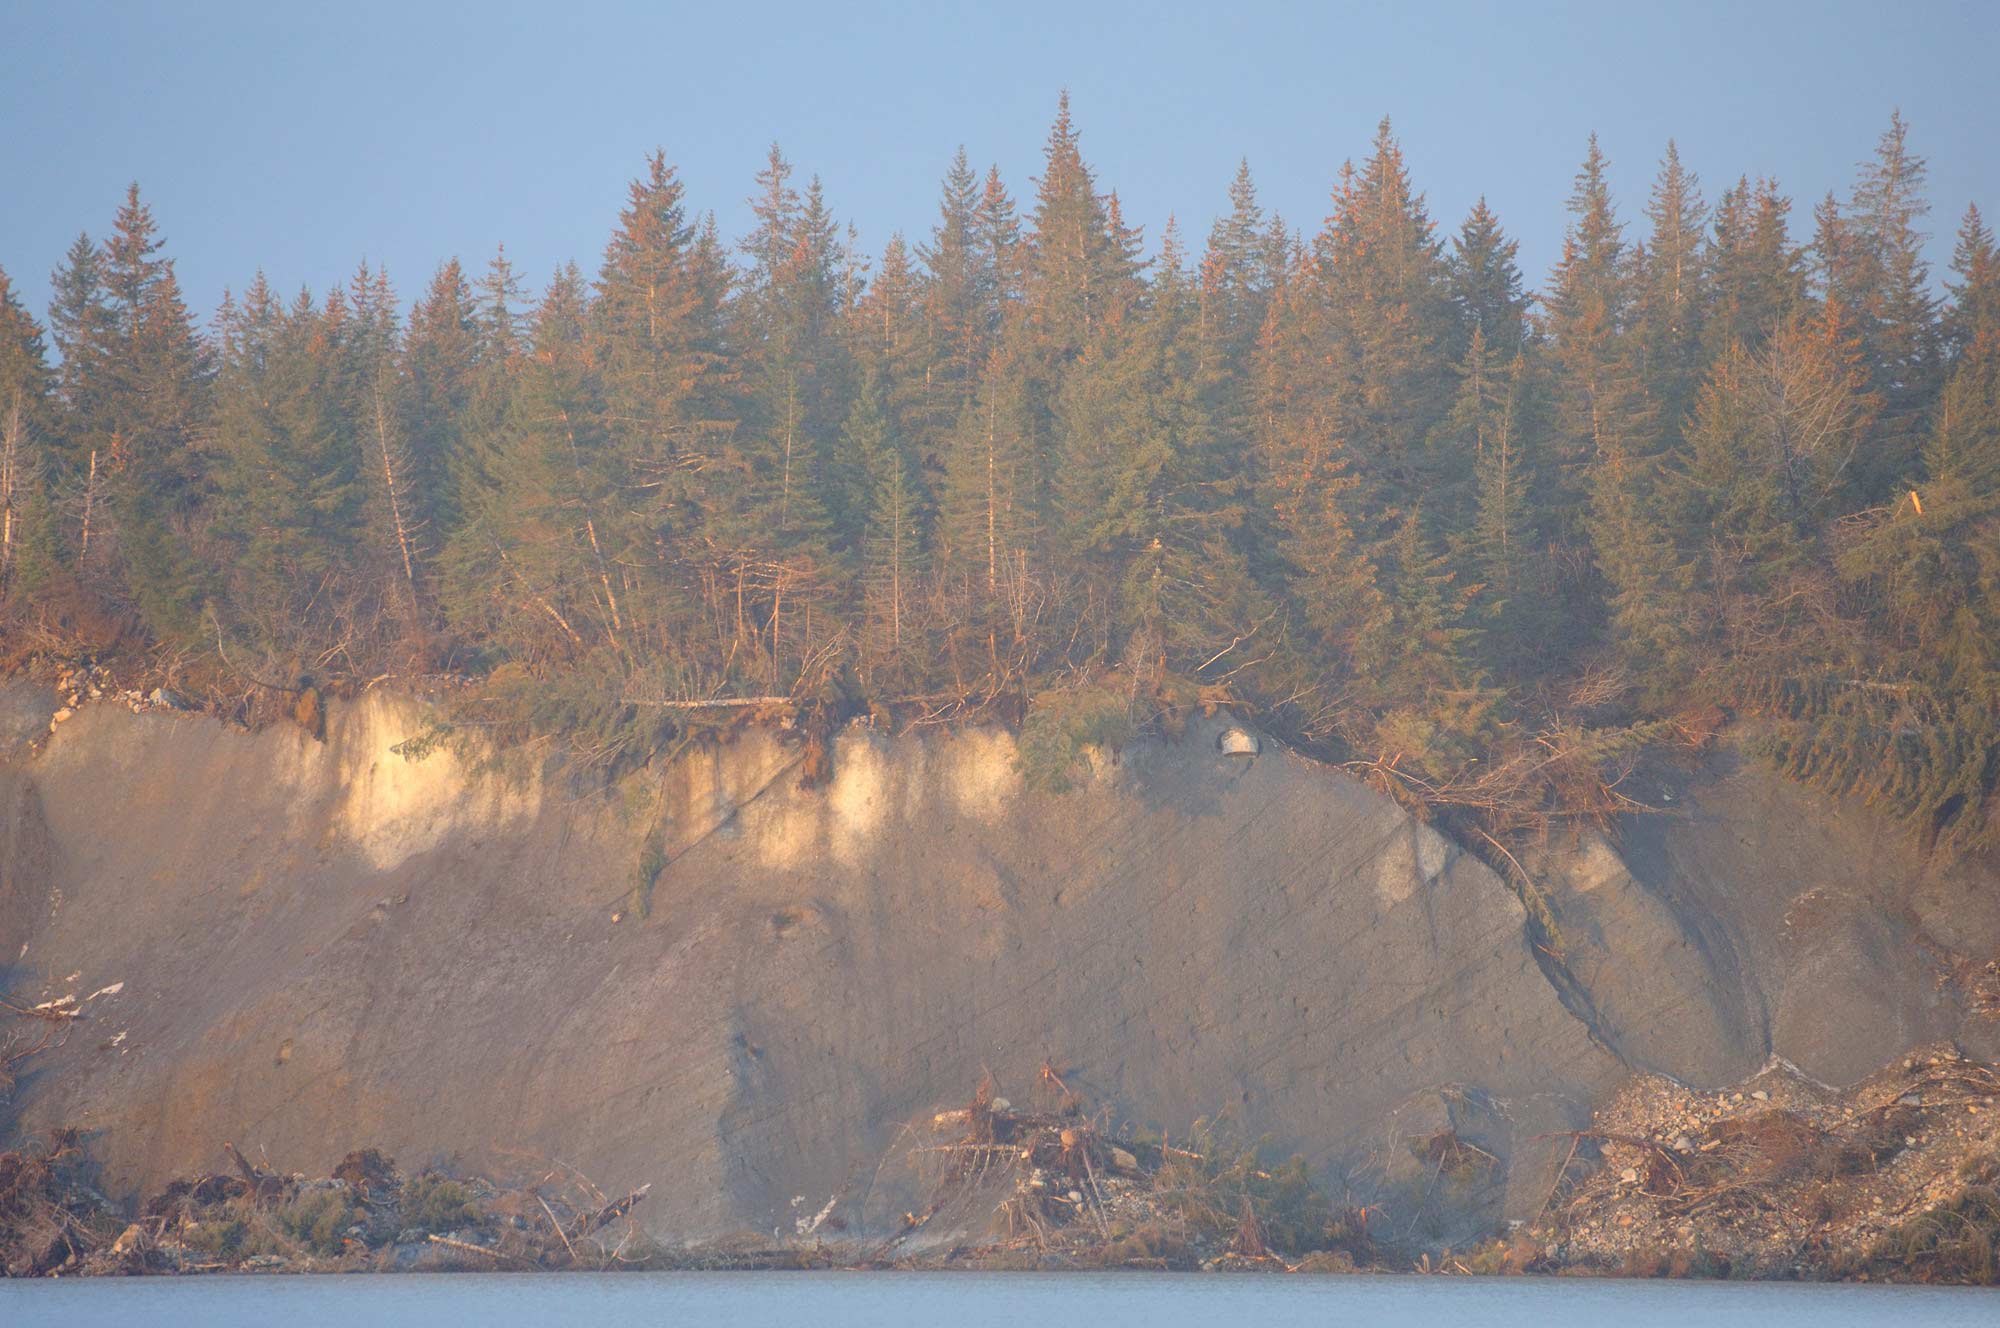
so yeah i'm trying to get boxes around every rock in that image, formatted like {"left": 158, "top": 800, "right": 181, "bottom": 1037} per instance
{"left": 109, "top": 1223, "right": 145, "bottom": 1256}
{"left": 1109, "top": 1146, "right": 1139, "bottom": 1173}
{"left": 50, "top": 708, "right": 72, "bottom": 725}
{"left": 1751, "top": 1089, "right": 1769, "bottom": 1101}
{"left": 1216, "top": 727, "right": 1261, "bottom": 757}
{"left": 1619, "top": 1168, "right": 1639, "bottom": 1184}
{"left": 1672, "top": 1136, "right": 1693, "bottom": 1152}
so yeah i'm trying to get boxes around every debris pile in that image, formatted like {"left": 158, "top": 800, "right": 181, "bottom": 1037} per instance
{"left": 1522, "top": 1044, "right": 2000, "bottom": 1281}
{"left": 879, "top": 1069, "right": 1376, "bottom": 1271}
{"left": 0, "top": 1139, "right": 663, "bottom": 1276}
{"left": 11, "top": 1050, "right": 2000, "bottom": 1280}
{"left": 0, "top": 1129, "right": 116, "bottom": 1276}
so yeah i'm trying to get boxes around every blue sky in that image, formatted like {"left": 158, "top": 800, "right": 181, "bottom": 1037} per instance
{"left": 4, "top": 0, "right": 1997, "bottom": 324}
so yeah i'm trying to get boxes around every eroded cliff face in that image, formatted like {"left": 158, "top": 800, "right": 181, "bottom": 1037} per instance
{"left": 0, "top": 684, "right": 1994, "bottom": 1247}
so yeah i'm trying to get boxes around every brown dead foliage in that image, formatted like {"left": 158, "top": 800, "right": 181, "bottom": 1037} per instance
{"left": 887, "top": 1076, "right": 1374, "bottom": 1272}
{"left": 0, "top": 1136, "right": 668, "bottom": 1276}
{"left": 1539, "top": 1051, "right": 2000, "bottom": 1281}
{"left": 0, "top": 1129, "right": 118, "bottom": 1276}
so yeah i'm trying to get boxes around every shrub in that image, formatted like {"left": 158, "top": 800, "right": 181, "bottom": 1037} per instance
{"left": 402, "top": 1173, "right": 481, "bottom": 1233}
{"left": 274, "top": 1189, "right": 358, "bottom": 1257}
{"left": 1014, "top": 681, "right": 1136, "bottom": 795}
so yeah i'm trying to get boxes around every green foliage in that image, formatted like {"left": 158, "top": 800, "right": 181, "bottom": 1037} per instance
{"left": 1149, "top": 1117, "right": 1363, "bottom": 1260}
{"left": 183, "top": 1214, "right": 249, "bottom": 1258}
{"left": 10, "top": 110, "right": 1996, "bottom": 860}
{"left": 275, "top": 1188, "right": 359, "bottom": 1257}
{"left": 401, "top": 1172, "right": 482, "bottom": 1233}
{"left": 1014, "top": 680, "right": 1138, "bottom": 795}
{"left": 1758, "top": 679, "right": 1999, "bottom": 857}
{"left": 631, "top": 841, "right": 668, "bottom": 920}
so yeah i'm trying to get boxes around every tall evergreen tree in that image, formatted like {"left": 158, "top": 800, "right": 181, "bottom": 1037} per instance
{"left": 1926, "top": 209, "right": 2000, "bottom": 497}
{"left": 1025, "top": 93, "right": 1122, "bottom": 361}
{"left": 975, "top": 165, "right": 1024, "bottom": 317}
{"left": 1545, "top": 137, "right": 1674, "bottom": 667}
{"left": 210, "top": 280, "right": 365, "bottom": 649}
{"left": 846, "top": 364, "right": 928, "bottom": 672}
{"left": 1632, "top": 142, "right": 1708, "bottom": 444}
{"left": 1826, "top": 112, "right": 1942, "bottom": 493}
{"left": 0, "top": 266, "right": 56, "bottom": 596}
{"left": 918, "top": 148, "right": 990, "bottom": 418}
{"left": 938, "top": 336, "right": 1037, "bottom": 629}
{"left": 97, "top": 184, "right": 209, "bottom": 504}
{"left": 1447, "top": 198, "right": 1529, "bottom": 356}
{"left": 1056, "top": 220, "right": 1257, "bottom": 673}
{"left": 585, "top": 151, "right": 735, "bottom": 662}
{"left": 1706, "top": 177, "right": 1805, "bottom": 356}
{"left": 1312, "top": 120, "right": 1456, "bottom": 506}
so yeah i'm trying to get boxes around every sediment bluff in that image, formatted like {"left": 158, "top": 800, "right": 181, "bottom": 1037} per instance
{"left": 2, "top": 681, "right": 1996, "bottom": 1244}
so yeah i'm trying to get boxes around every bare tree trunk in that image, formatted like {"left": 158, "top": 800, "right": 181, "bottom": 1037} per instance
{"left": 79, "top": 449, "right": 98, "bottom": 558}
{"left": 492, "top": 540, "right": 582, "bottom": 648}
{"left": 781, "top": 373, "right": 798, "bottom": 531}
{"left": 985, "top": 386, "right": 998, "bottom": 597}
{"left": 770, "top": 571, "right": 784, "bottom": 694}
{"left": 0, "top": 395, "right": 21, "bottom": 591}
{"left": 890, "top": 510, "right": 903, "bottom": 648}
{"left": 558, "top": 409, "right": 622, "bottom": 638}
{"left": 371, "top": 386, "right": 421, "bottom": 596}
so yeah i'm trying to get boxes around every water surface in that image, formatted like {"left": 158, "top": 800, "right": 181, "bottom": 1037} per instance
{"left": 2, "top": 1270, "right": 1991, "bottom": 1326}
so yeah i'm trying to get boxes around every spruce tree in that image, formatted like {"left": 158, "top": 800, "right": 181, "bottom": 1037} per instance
{"left": 938, "top": 337, "right": 1037, "bottom": 627}
{"left": 1312, "top": 120, "right": 1455, "bottom": 506}
{"left": 846, "top": 365, "right": 928, "bottom": 674}
{"left": 587, "top": 152, "right": 734, "bottom": 662}
{"left": 343, "top": 262, "right": 428, "bottom": 624}
{"left": 1632, "top": 142, "right": 1708, "bottom": 446}
{"left": 1466, "top": 348, "right": 1550, "bottom": 674}
{"left": 731, "top": 151, "right": 854, "bottom": 686}
{"left": 1544, "top": 138, "right": 1678, "bottom": 670}
{"left": 1201, "top": 160, "right": 1274, "bottom": 371}
{"left": 917, "top": 148, "right": 989, "bottom": 418}
{"left": 853, "top": 232, "right": 927, "bottom": 455}
{"left": 1430, "top": 325, "right": 1508, "bottom": 534}
{"left": 443, "top": 263, "right": 617, "bottom": 660}
{"left": 1945, "top": 205, "right": 2000, "bottom": 365}
{"left": 1447, "top": 198, "right": 1529, "bottom": 356}
{"left": 1852, "top": 115, "right": 1942, "bottom": 390}
{"left": 0, "top": 267, "right": 55, "bottom": 596}
{"left": 1055, "top": 219, "right": 1256, "bottom": 674}
{"left": 98, "top": 184, "right": 209, "bottom": 506}
{"left": 84, "top": 186, "right": 211, "bottom": 637}
{"left": 1925, "top": 213, "right": 2000, "bottom": 498}
{"left": 210, "top": 281, "right": 365, "bottom": 650}
{"left": 1025, "top": 93, "right": 1122, "bottom": 362}
{"left": 975, "top": 165, "right": 1024, "bottom": 317}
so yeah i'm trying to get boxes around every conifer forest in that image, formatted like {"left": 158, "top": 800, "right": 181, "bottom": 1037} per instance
{"left": 2, "top": 104, "right": 1996, "bottom": 854}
